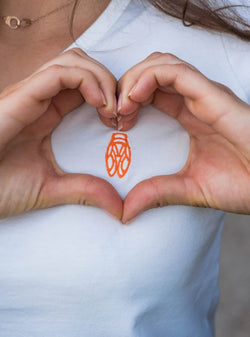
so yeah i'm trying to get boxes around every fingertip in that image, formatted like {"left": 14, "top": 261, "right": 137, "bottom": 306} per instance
{"left": 98, "top": 94, "right": 117, "bottom": 119}
{"left": 117, "top": 117, "right": 137, "bottom": 131}
{"left": 106, "top": 206, "right": 123, "bottom": 221}
{"left": 121, "top": 210, "right": 139, "bottom": 225}
{"left": 69, "top": 174, "right": 123, "bottom": 220}
{"left": 128, "top": 84, "right": 137, "bottom": 98}
{"left": 121, "top": 210, "right": 137, "bottom": 225}
{"left": 99, "top": 88, "right": 107, "bottom": 106}
{"left": 117, "top": 93, "right": 122, "bottom": 113}
{"left": 122, "top": 192, "right": 140, "bottom": 224}
{"left": 98, "top": 179, "right": 123, "bottom": 220}
{"left": 121, "top": 218, "right": 132, "bottom": 225}
{"left": 122, "top": 179, "right": 160, "bottom": 222}
{"left": 97, "top": 113, "right": 117, "bottom": 129}
{"left": 107, "top": 198, "right": 123, "bottom": 221}
{"left": 118, "top": 92, "right": 140, "bottom": 116}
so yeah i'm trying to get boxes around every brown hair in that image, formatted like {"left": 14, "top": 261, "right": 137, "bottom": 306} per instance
{"left": 146, "top": 0, "right": 250, "bottom": 41}
{"left": 70, "top": 0, "right": 250, "bottom": 41}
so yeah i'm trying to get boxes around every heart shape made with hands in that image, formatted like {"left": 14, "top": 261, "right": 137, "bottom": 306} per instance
{"left": 1, "top": 50, "right": 249, "bottom": 222}
{"left": 35, "top": 52, "right": 250, "bottom": 223}
{"left": 52, "top": 71, "right": 250, "bottom": 225}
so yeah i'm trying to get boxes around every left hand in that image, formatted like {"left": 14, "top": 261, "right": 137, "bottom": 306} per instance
{"left": 117, "top": 52, "right": 250, "bottom": 223}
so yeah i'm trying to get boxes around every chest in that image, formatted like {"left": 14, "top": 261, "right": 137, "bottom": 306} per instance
{"left": 0, "top": 39, "right": 68, "bottom": 91}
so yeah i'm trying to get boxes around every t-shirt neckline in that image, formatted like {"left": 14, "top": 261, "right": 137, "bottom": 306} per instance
{"left": 69, "top": 0, "right": 132, "bottom": 51}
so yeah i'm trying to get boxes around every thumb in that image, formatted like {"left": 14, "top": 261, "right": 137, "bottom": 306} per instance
{"left": 38, "top": 174, "right": 123, "bottom": 220}
{"left": 122, "top": 175, "right": 204, "bottom": 223}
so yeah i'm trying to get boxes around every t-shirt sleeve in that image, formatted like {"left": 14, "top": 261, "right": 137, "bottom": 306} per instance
{"left": 222, "top": 34, "right": 250, "bottom": 104}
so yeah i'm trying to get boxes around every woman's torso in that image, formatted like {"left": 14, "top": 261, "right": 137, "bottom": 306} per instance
{"left": 1, "top": 0, "right": 249, "bottom": 336}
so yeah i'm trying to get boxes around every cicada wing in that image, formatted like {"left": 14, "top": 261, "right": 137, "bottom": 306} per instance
{"left": 105, "top": 141, "right": 118, "bottom": 177}
{"left": 117, "top": 142, "right": 131, "bottom": 178}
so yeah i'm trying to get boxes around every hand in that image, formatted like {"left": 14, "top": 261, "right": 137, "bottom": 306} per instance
{"left": 0, "top": 48, "right": 122, "bottom": 219}
{"left": 117, "top": 52, "right": 250, "bottom": 223}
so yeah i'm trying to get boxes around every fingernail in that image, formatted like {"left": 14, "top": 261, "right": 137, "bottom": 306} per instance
{"left": 128, "top": 84, "right": 137, "bottom": 97}
{"left": 122, "top": 221, "right": 130, "bottom": 225}
{"left": 100, "top": 89, "right": 107, "bottom": 106}
{"left": 117, "top": 94, "right": 122, "bottom": 113}
{"left": 111, "top": 117, "right": 117, "bottom": 128}
{"left": 121, "top": 218, "right": 132, "bottom": 225}
{"left": 117, "top": 114, "right": 122, "bottom": 122}
{"left": 117, "top": 120, "right": 123, "bottom": 131}
{"left": 108, "top": 212, "right": 120, "bottom": 221}
{"left": 113, "top": 95, "right": 117, "bottom": 117}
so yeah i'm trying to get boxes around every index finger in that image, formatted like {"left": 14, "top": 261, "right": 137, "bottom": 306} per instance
{"left": 129, "top": 63, "right": 250, "bottom": 159}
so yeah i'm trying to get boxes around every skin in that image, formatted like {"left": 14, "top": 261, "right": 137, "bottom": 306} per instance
{"left": 117, "top": 53, "right": 250, "bottom": 223}
{"left": 0, "top": 48, "right": 122, "bottom": 219}
{"left": 0, "top": 0, "right": 121, "bottom": 219}
{"left": 0, "top": 0, "right": 112, "bottom": 89}
{"left": 0, "top": 1, "right": 249, "bottom": 221}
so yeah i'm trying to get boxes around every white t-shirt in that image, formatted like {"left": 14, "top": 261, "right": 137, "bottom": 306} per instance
{"left": 0, "top": 1, "right": 249, "bottom": 336}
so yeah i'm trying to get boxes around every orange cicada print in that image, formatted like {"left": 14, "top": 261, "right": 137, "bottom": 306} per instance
{"left": 105, "top": 133, "right": 131, "bottom": 178}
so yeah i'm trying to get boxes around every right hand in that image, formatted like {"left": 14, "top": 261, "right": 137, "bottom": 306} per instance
{"left": 0, "top": 48, "right": 122, "bottom": 219}
{"left": 117, "top": 52, "right": 250, "bottom": 222}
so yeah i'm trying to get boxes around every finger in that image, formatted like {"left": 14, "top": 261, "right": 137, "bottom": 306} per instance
{"left": 129, "top": 63, "right": 206, "bottom": 104}
{"left": 129, "top": 64, "right": 250, "bottom": 158}
{"left": 37, "top": 48, "right": 117, "bottom": 118}
{"left": 117, "top": 116, "right": 138, "bottom": 132}
{"left": 152, "top": 89, "right": 214, "bottom": 137}
{"left": 19, "top": 89, "right": 85, "bottom": 139}
{"left": 122, "top": 174, "right": 205, "bottom": 223}
{"left": 117, "top": 109, "right": 139, "bottom": 131}
{"left": 98, "top": 113, "right": 117, "bottom": 129}
{"left": 0, "top": 65, "right": 107, "bottom": 150}
{"left": 50, "top": 89, "right": 84, "bottom": 116}
{"left": 117, "top": 52, "right": 187, "bottom": 116}
{"left": 38, "top": 173, "right": 123, "bottom": 220}
{"left": 30, "top": 66, "right": 106, "bottom": 107}
{"left": 97, "top": 110, "right": 139, "bottom": 131}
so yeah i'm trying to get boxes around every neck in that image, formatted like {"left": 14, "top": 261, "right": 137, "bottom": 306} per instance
{"left": 0, "top": 0, "right": 111, "bottom": 46}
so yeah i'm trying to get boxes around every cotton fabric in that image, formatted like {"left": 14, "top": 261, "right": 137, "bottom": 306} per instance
{"left": 0, "top": 1, "right": 249, "bottom": 336}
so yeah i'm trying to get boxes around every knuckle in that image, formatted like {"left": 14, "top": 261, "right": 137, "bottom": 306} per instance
{"left": 213, "top": 81, "right": 233, "bottom": 94}
{"left": 176, "top": 63, "right": 190, "bottom": 74}
{"left": 47, "top": 64, "right": 64, "bottom": 74}
{"left": 65, "top": 49, "right": 77, "bottom": 57}
{"left": 162, "top": 52, "right": 178, "bottom": 62}
{"left": 143, "top": 66, "right": 155, "bottom": 77}
{"left": 100, "top": 71, "right": 117, "bottom": 88}
{"left": 147, "top": 51, "right": 163, "bottom": 59}
{"left": 72, "top": 47, "right": 86, "bottom": 54}
{"left": 67, "top": 47, "right": 87, "bottom": 58}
